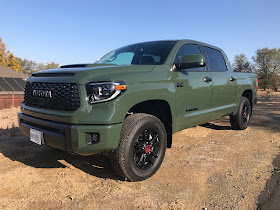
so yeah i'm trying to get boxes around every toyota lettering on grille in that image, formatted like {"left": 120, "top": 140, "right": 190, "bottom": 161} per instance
{"left": 32, "top": 90, "right": 52, "bottom": 98}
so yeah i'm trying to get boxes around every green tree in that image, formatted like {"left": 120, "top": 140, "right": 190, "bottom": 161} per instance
{"left": 270, "top": 74, "right": 280, "bottom": 92}
{"left": 0, "top": 38, "right": 23, "bottom": 73}
{"left": 252, "top": 48, "right": 280, "bottom": 90}
{"left": 232, "top": 54, "right": 253, "bottom": 73}
{"left": 16, "top": 57, "right": 60, "bottom": 75}
{"left": 45, "top": 62, "right": 59, "bottom": 70}
{"left": 16, "top": 57, "right": 38, "bottom": 75}
{"left": 35, "top": 63, "right": 46, "bottom": 72}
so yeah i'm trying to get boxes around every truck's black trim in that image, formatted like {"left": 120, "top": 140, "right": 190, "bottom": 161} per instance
{"left": 186, "top": 107, "right": 198, "bottom": 112}
{"left": 18, "top": 112, "right": 74, "bottom": 153}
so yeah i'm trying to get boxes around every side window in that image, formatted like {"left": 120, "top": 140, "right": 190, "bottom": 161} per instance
{"left": 204, "top": 47, "right": 227, "bottom": 71}
{"left": 143, "top": 54, "right": 161, "bottom": 63}
{"left": 174, "top": 44, "right": 204, "bottom": 71}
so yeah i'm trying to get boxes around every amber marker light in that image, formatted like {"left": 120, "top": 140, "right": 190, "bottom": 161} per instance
{"left": 115, "top": 85, "right": 127, "bottom": 90}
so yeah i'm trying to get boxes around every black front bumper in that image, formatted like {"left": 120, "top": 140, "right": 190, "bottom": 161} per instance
{"left": 18, "top": 112, "right": 122, "bottom": 156}
{"left": 18, "top": 112, "right": 74, "bottom": 153}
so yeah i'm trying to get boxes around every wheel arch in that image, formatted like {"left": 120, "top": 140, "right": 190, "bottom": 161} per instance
{"left": 126, "top": 100, "right": 173, "bottom": 148}
{"left": 242, "top": 89, "right": 253, "bottom": 106}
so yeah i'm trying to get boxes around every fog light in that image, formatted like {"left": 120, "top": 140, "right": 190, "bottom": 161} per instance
{"left": 86, "top": 133, "right": 100, "bottom": 145}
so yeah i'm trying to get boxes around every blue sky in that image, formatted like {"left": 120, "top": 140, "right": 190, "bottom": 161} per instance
{"left": 1, "top": 0, "right": 279, "bottom": 66}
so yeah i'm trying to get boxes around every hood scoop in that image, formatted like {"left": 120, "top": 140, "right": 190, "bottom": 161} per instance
{"left": 32, "top": 72, "right": 76, "bottom": 77}
{"left": 61, "top": 64, "right": 88, "bottom": 68}
{"left": 60, "top": 63, "right": 117, "bottom": 68}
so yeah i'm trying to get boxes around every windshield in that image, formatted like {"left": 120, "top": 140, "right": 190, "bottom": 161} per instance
{"left": 95, "top": 41, "right": 176, "bottom": 65}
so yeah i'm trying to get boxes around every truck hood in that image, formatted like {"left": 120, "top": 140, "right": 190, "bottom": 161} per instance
{"left": 31, "top": 64, "right": 155, "bottom": 84}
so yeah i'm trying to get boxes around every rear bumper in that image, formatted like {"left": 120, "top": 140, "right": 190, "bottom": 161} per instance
{"left": 18, "top": 112, "right": 122, "bottom": 155}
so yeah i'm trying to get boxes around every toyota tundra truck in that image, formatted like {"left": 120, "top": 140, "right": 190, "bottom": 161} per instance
{"left": 18, "top": 40, "right": 258, "bottom": 181}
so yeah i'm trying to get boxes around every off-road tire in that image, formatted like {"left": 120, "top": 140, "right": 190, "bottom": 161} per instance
{"left": 111, "top": 113, "right": 167, "bottom": 181}
{"left": 230, "top": 97, "right": 252, "bottom": 130}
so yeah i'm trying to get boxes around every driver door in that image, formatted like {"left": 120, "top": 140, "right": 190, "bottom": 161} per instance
{"left": 172, "top": 44, "right": 213, "bottom": 132}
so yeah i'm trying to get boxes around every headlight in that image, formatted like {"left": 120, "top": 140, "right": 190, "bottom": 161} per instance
{"left": 86, "top": 81, "right": 127, "bottom": 104}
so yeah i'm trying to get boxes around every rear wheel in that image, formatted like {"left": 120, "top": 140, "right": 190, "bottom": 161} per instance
{"left": 230, "top": 97, "right": 252, "bottom": 130}
{"left": 111, "top": 113, "right": 167, "bottom": 181}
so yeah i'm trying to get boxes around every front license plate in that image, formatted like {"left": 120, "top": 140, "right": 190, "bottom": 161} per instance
{"left": 30, "top": 128, "right": 43, "bottom": 145}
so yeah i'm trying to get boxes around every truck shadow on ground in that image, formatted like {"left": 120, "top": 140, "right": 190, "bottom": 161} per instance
{"left": 0, "top": 128, "right": 122, "bottom": 181}
{"left": 200, "top": 122, "right": 232, "bottom": 130}
{"left": 257, "top": 153, "right": 280, "bottom": 210}
{"left": 200, "top": 98, "right": 280, "bottom": 133}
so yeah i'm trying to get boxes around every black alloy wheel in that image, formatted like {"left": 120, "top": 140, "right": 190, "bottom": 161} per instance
{"left": 242, "top": 103, "right": 250, "bottom": 127}
{"left": 133, "top": 129, "right": 160, "bottom": 170}
{"left": 111, "top": 113, "right": 167, "bottom": 181}
{"left": 230, "top": 96, "right": 252, "bottom": 130}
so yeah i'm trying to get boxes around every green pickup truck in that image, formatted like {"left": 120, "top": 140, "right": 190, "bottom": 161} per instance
{"left": 18, "top": 40, "right": 258, "bottom": 181}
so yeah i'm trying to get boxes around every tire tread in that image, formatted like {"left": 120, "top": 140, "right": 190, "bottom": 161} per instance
{"left": 230, "top": 96, "right": 251, "bottom": 130}
{"left": 111, "top": 113, "right": 166, "bottom": 181}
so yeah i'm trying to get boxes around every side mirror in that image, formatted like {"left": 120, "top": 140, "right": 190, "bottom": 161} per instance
{"left": 175, "top": 54, "right": 206, "bottom": 70}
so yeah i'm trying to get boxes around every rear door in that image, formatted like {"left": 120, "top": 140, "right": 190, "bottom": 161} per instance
{"left": 202, "top": 46, "right": 238, "bottom": 120}
{"left": 172, "top": 43, "right": 213, "bottom": 131}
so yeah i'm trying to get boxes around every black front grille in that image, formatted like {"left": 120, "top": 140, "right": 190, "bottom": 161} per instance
{"left": 24, "top": 82, "right": 80, "bottom": 111}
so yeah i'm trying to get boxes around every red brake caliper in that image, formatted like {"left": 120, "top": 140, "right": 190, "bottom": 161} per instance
{"left": 145, "top": 145, "right": 151, "bottom": 153}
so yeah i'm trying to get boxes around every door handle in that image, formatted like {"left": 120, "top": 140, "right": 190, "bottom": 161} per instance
{"left": 203, "top": 77, "right": 212, "bottom": 83}
{"left": 230, "top": 76, "right": 236, "bottom": 81}
{"left": 177, "top": 82, "right": 184, "bottom": 87}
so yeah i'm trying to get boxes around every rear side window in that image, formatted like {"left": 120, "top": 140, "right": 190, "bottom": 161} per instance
{"left": 204, "top": 47, "right": 227, "bottom": 71}
{"left": 174, "top": 44, "right": 204, "bottom": 71}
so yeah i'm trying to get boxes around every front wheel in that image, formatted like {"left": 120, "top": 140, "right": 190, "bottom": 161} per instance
{"left": 230, "top": 97, "right": 252, "bottom": 130}
{"left": 111, "top": 113, "right": 167, "bottom": 181}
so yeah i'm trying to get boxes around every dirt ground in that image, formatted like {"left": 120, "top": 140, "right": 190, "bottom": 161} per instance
{"left": 0, "top": 91, "right": 279, "bottom": 210}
